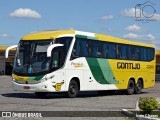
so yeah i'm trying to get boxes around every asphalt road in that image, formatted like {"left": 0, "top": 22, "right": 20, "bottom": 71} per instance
{"left": 0, "top": 75, "right": 160, "bottom": 120}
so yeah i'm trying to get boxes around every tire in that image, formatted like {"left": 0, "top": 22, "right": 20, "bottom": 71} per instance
{"left": 125, "top": 80, "right": 135, "bottom": 95}
{"left": 134, "top": 80, "right": 143, "bottom": 94}
{"left": 66, "top": 80, "right": 79, "bottom": 98}
{"left": 35, "top": 92, "right": 47, "bottom": 98}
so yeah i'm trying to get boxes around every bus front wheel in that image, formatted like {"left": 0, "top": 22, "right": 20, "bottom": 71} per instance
{"left": 125, "top": 80, "right": 135, "bottom": 95}
{"left": 66, "top": 80, "right": 79, "bottom": 98}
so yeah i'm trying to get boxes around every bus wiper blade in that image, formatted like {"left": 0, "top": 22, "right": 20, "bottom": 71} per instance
{"left": 18, "top": 64, "right": 30, "bottom": 73}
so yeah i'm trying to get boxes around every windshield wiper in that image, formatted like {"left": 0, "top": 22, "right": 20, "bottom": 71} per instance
{"left": 18, "top": 64, "right": 30, "bottom": 73}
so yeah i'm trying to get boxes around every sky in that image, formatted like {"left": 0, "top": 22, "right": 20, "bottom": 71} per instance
{"left": 0, "top": 0, "right": 160, "bottom": 49}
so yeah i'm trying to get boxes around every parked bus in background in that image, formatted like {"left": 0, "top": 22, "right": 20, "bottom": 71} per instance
{"left": 5, "top": 30, "right": 155, "bottom": 98}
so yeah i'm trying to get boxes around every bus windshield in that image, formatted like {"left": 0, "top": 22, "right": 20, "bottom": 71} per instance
{"left": 13, "top": 40, "right": 52, "bottom": 75}
{"left": 13, "top": 37, "right": 72, "bottom": 75}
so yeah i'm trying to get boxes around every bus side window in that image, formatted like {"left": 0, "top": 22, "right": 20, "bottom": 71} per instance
{"left": 117, "top": 44, "right": 127, "bottom": 59}
{"left": 102, "top": 43, "right": 108, "bottom": 58}
{"left": 128, "top": 46, "right": 136, "bottom": 60}
{"left": 127, "top": 45, "right": 135, "bottom": 60}
{"left": 108, "top": 43, "right": 116, "bottom": 59}
{"left": 97, "top": 42, "right": 102, "bottom": 58}
{"left": 140, "top": 47, "right": 147, "bottom": 61}
{"left": 148, "top": 48, "right": 154, "bottom": 61}
{"left": 71, "top": 38, "right": 81, "bottom": 59}
{"left": 75, "top": 40, "right": 81, "bottom": 56}
{"left": 135, "top": 47, "right": 140, "bottom": 60}
{"left": 86, "top": 40, "right": 92, "bottom": 57}
{"left": 65, "top": 38, "right": 72, "bottom": 52}
{"left": 92, "top": 41, "right": 98, "bottom": 57}
{"left": 72, "top": 39, "right": 80, "bottom": 58}
{"left": 80, "top": 40, "right": 88, "bottom": 56}
{"left": 116, "top": 45, "right": 121, "bottom": 59}
{"left": 92, "top": 41, "right": 102, "bottom": 58}
{"left": 51, "top": 48, "right": 62, "bottom": 68}
{"left": 93, "top": 42, "right": 98, "bottom": 57}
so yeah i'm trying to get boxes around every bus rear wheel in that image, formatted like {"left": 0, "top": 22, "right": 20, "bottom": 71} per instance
{"left": 35, "top": 92, "right": 47, "bottom": 98}
{"left": 125, "top": 80, "right": 135, "bottom": 95}
{"left": 66, "top": 80, "right": 79, "bottom": 98}
{"left": 134, "top": 80, "right": 143, "bottom": 94}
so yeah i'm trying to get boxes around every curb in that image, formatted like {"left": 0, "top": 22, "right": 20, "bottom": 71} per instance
{"left": 121, "top": 109, "right": 136, "bottom": 118}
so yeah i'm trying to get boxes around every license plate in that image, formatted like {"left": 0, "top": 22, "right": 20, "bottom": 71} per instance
{"left": 23, "top": 86, "right": 30, "bottom": 89}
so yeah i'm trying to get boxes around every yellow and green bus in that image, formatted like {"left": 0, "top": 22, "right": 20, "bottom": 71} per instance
{"left": 6, "top": 30, "right": 155, "bottom": 97}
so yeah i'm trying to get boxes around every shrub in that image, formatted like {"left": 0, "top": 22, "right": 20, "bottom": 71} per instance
{"left": 138, "top": 97, "right": 158, "bottom": 113}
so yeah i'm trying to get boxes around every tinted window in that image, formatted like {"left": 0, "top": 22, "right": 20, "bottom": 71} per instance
{"left": 71, "top": 37, "right": 155, "bottom": 62}
{"left": 72, "top": 39, "right": 80, "bottom": 57}
{"left": 148, "top": 48, "right": 155, "bottom": 61}
{"left": 108, "top": 43, "right": 116, "bottom": 59}
{"left": 81, "top": 40, "right": 88, "bottom": 56}
{"left": 117, "top": 44, "right": 127, "bottom": 59}
{"left": 72, "top": 38, "right": 88, "bottom": 58}
{"left": 102, "top": 43, "right": 108, "bottom": 58}
{"left": 87, "top": 40, "right": 93, "bottom": 56}
{"left": 92, "top": 41, "right": 102, "bottom": 57}
{"left": 140, "top": 47, "right": 148, "bottom": 61}
{"left": 55, "top": 37, "right": 72, "bottom": 53}
{"left": 53, "top": 37, "right": 72, "bottom": 69}
{"left": 135, "top": 47, "right": 141, "bottom": 60}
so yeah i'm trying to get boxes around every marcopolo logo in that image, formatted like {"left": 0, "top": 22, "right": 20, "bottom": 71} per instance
{"left": 135, "top": 1, "right": 157, "bottom": 22}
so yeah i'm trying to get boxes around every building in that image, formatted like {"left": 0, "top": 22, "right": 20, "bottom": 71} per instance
{"left": 0, "top": 46, "right": 16, "bottom": 75}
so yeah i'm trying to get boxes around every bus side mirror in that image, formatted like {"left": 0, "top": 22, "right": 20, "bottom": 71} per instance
{"left": 5, "top": 45, "right": 17, "bottom": 58}
{"left": 47, "top": 44, "right": 63, "bottom": 57}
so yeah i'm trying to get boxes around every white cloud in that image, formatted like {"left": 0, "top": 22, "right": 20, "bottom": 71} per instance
{"left": 125, "top": 24, "right": 144, "bottom": 32}
{"left": 123, "top": 33, "right": 156, "bottom": 40}
{"left": 0, "top": 34, "right": 9, "bottom": 38}
{"left": 121, "top": 8, "right": 137, "bottom": 17}
{"left": 101, "top": 15, "right": 114, "bottom": 20}
{"left": 152, "top": 14, "right": 160, "bottom": 21}
{"left": 10, "top": 8, "right": 42, "bottom": 19}
{"left": 146, "top": 34, "right": 156, "bottom": 40}
{"left": 121, "top": 8, "right": 160, "bottom": 21}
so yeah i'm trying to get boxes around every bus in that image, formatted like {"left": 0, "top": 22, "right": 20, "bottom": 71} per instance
{"left": 5, "top": 30, "right": 155, "bottom": 98}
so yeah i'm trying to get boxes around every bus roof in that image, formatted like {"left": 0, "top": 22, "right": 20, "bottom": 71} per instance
{"left": 21, "top": 30, "right": 75, "bottom": 40}
{"left": 21, "top": 29, "right": 154, "bottom": 48}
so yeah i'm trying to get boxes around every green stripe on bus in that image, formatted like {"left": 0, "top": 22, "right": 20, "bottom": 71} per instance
{"left": 28, "top": 75, "right": 44, "bottom": 81}
{"left": 34, "top": 75, "right": 45, "bottom": 80}
{"left": 97, "top": 59, "right": 119, "bottom": 84}
{"left": 76, "top": 35, "right": 98, "bottom": 40}
{"left": 86, "top": 58, "right": 110, "bottom": 84}
{"left": 87, "top": 36, "right": 98, "bottom": 40}
{"left": 75, "top": 35, "right": 87, "bottom": 39}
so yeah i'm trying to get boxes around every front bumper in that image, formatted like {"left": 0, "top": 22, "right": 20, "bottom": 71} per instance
{"left": 12, "top": 80, "right": 55, "bottom": 92}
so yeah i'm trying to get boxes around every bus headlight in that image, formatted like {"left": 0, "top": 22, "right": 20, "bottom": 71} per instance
{"left": 41, "top": 75, "right": 55, "bottom": 83}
